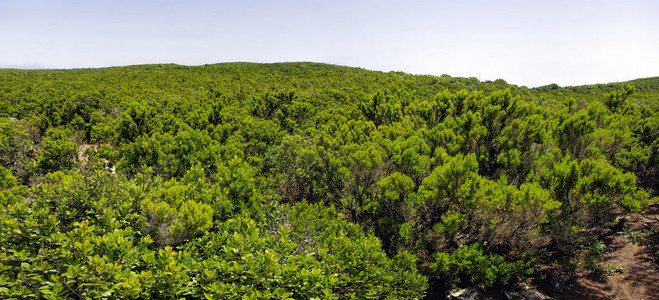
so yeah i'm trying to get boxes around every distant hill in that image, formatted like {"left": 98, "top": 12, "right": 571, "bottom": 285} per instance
{"left": 2, "top": 62, "right": 657, "bottom": 117}
{"left": 532, "top": 76, "right": 659, "bottom": 109}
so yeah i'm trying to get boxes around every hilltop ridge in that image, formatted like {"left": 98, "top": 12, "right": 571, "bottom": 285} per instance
{"left": 0, "top": 61, "right": 657, "bottom": 299}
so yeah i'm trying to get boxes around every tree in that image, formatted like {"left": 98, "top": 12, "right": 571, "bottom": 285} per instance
{"left": 37, "top": 128, "right": 77, "bottom": 173}
{"left": 602, "top": 85, "right": 635, "bottom": 113}
{"left": 0, "top": 166, "right": 28, "bottom": 206}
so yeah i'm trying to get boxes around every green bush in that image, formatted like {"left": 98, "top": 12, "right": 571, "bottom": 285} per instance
{"left": 429, "top": 243, "right": 536, "bottom": 287}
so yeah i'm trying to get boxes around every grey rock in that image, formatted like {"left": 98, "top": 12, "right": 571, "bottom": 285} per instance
{"left": 447, "top": 287, "right": 487, "bottom": 300}
{"left": 549, "top": 272, "right": 570, "bottom": 293}
{"left": 503, "top": 289, "right": 549, "bottom": 300}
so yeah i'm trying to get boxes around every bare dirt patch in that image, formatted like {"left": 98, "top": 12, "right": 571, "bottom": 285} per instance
{"left": 547, "top": 205, "right": 659, "bottom": 300}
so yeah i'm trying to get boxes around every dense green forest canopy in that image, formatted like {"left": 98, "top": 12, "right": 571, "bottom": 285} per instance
{"left": 1, "top": 62, "right": 657, "bottom": 298}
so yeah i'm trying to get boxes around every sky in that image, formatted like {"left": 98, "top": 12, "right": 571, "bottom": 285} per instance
{"left": 1, "top": 0, "right": 657, "bottom": 87}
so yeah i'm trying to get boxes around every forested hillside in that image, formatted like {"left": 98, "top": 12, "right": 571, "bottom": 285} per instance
{"left": 1, "top": 62, "right": 657, "bottom": 299}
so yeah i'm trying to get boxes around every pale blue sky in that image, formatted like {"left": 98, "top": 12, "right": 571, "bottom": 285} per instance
{"left": 1, "top": 0, "right": 657, "bottom": 87}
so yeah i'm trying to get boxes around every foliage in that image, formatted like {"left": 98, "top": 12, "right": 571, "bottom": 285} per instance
{"left": 583, "top": 240, "right": 606, "bottom": 271}
{"left": 620, "top": 223, "right": 659, "bottom": 262}
{"left": 37, "top": 128, "right": 77, "bottom": 173}
{"left": 429, "top": 243, "right": 536, "bottom": 287}
{"left": 0, "top": 63, "right": 656, "bottom": 298}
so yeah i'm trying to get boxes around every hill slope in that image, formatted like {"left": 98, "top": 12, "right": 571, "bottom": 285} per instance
{"left": 0, "top": 62, "right": 657, "bottom": 299}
